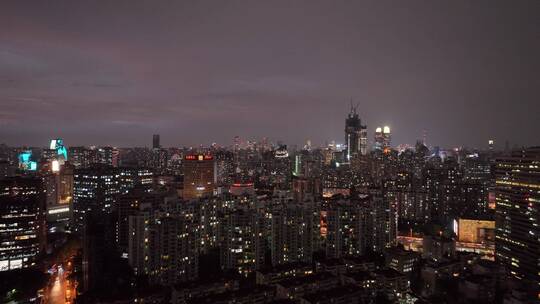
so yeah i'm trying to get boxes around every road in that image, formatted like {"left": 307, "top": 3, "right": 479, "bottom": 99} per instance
{"left": 43, "top": 264, "right": 77, "bottom": 304}
{"left": 41, "top": 239, "right": 80, "bottom": 304}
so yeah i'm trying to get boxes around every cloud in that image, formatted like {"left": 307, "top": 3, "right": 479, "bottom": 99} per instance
{"left": 0, "top": 1, "right": 538, "bottom": 147}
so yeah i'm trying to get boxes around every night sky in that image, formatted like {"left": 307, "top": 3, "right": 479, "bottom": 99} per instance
{"left": 1, "top": 1, "right": 538, "bottom": 148}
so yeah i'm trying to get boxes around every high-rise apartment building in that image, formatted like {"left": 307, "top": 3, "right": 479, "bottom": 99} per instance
{"left": 221, "top": 207, "right": 265, "bottom": 275}
{"left": 495, "top": 147, "right": 540, "bottom": 288}
{"left": 117, "top": 188, "right": 164, "bottom": 255}
{"left": 270, "top": 201, "right": 319, "bottom": 266}
{"left": 325, "top": 197, "right": 370, "bottom": 258}
{"left": 128, "top": 207, "right": 199, "bottom": 285}
{"left": 325, "top": 190, "right": 396, "bottom": 258}
{"left": 152, "top": 148, "right": 168, "bottom": 173}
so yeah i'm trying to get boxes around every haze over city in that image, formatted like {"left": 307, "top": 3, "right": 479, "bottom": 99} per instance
{"left": 1, "top": 0, "right": 538, "bottom": 148}
{"left": 2, "top": 1, "right": 540, "bottom": 304}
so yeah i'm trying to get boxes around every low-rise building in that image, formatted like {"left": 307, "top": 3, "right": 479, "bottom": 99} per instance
{"left": 276, "top": 272, "right": 340, "bottom": 300}
{"left": 374, "top": 269, "right": 409, "bottom": 300}
{"left": 256, "top": 263, "right": 313, "bottom": 285}
{"left": 300, "top": 285, "right": 370, "bottom": 304}
{"left": 385, "top": 246, "right": 420, "bottom": 274}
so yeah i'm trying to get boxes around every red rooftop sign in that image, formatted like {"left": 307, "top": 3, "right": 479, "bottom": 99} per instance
{"left": 185, "top": 154, "right": 213, "bottom": 161}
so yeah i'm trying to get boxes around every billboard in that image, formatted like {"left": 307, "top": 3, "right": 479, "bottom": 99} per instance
{"left": 50, "top": 138, "right": 68, "bottom": 160}
{"left": 18, "top": 151, "right": 37, "bottom": 171}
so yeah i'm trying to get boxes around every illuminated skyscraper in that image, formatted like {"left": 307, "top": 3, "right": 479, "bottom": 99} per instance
{"left": 183, "top": 154, "right": 216, "bottom": 199}
{"left": 494, "top": 147, "right": 540, "bottom": 289}
{"left": 44, "top": 163, "right": 74, "bottom": 231}
{"left": 0, "top": 177, "right": 46, "bottom": 271}
{"left": 344, "top": 104, "right": 367, "bottom": 160}
{"left": 72, "top": 166, "right": 122, "bottom": 233}
{"left": 152, "top": 148, "right": 168, "bottom": 173}
{"left": 68, "top": 146, "right": 95, "bottom": 169}
{"left": 96, "top": 146, "right": 114, "bottom": 166}
{"left": 72, "top": 166, "right": 153, "bottom": 233}
{"left": 374, "top": 126, "right": 391, "bottom": 150}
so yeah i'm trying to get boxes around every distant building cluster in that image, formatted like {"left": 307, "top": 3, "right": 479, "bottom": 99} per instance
{"left": 0, "top": 111, "right": 538, "bottom": 303}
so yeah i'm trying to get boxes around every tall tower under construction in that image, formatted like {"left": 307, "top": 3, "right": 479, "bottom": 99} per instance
{"left": 345, "top": 103, "right": 367, "bottom": 159}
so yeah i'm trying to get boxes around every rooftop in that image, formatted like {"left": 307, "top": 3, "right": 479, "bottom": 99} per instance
{"left": 302, "top": 285, "right": 367, "bottom": 302}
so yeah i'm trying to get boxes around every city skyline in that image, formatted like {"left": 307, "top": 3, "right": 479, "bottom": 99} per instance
{"left": 1, "top": 1, "right": 539, "bottom": 148}
{"left": 2, "top": 1, "right": 540, "bottom": 303}
{"left": 0, "top": 129, "right": 503, "bottom": 151}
